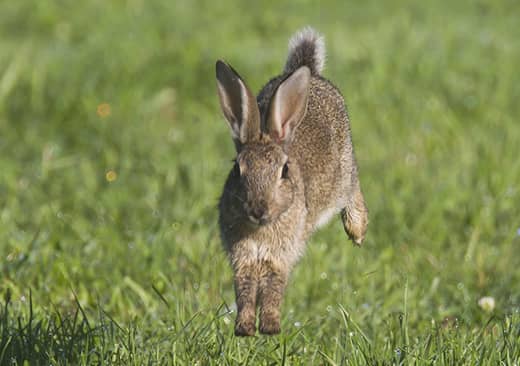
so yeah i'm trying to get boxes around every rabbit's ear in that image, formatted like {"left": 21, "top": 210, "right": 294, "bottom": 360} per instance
{"left": 216, "top": 60, "right": 260, "bottom": 147}
{"left": 267, "top": 66, "right": 311, "bottom": 144}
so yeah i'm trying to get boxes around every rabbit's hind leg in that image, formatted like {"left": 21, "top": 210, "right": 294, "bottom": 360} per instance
{"left": 341, "top": 186, "right": 368, "bottom": 245}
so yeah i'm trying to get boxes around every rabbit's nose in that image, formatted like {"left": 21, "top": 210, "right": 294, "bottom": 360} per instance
{"left": 248, "top": 206, "right": 268, "bottom": 225}
{"left": 251, "top": 207, "right": 265, "bottom": 220}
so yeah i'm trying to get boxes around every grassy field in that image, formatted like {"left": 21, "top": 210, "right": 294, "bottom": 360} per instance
{"left": 1, "top": 0, "right": 519, "bottom": 364}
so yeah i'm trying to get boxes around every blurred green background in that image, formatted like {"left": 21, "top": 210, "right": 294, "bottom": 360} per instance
{"left": 0, "top": 0, "right": 519, "bottom": 364}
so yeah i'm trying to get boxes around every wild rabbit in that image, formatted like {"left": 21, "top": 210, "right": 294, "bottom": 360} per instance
{"left": 216, "top": 27, "right": 368, "bottom": 336}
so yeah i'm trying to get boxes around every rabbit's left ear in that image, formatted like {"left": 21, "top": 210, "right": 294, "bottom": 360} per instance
{"left": 216, "top": 60, "right": 260, "bottom": 148}
{"left": 267, "top": 66, "right": 311, "bottom": 144}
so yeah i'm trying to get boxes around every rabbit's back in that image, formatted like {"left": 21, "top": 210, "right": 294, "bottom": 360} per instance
{"left": 292, "top": 77, "right": 356, "bottom": 234}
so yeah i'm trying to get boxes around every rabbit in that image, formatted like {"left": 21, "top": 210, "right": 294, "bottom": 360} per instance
{"left": 216, "top": 27, "right": 368, "bottom": 336}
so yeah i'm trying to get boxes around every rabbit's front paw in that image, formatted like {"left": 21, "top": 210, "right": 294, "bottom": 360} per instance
{"left": 234, "top": 317, "right": 256, "bottom": 336}
{"left": 259, "top": 313, "right": 281, "bottom": 335}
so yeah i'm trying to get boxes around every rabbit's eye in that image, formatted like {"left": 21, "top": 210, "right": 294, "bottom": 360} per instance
{"left": 281, "top": 163, "right": 289, "bottom": 179}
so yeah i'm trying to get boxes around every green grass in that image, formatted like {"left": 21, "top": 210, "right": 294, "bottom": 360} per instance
{"left": 1, "top": 0, "right": 519, "bottom": 364}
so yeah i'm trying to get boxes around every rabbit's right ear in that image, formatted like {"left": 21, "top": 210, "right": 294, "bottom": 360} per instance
{"left": 266, "top": 66, "right": 311, "bottom": 145}
{"left": 216, "top": 60, "right": 260, "bottom": 148}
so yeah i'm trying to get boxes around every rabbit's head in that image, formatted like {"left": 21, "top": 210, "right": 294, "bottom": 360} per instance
{"left": 216, "top": 60, "right": 310, "bottom": 225}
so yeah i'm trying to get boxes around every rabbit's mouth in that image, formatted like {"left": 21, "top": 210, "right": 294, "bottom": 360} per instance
{"left": 244, "top": 202, "right": 271, "bottom": 226}
{"left": 247, "top": 215, "right": 270, "bottom": 226}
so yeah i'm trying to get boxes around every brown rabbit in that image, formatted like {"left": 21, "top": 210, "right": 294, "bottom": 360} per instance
{"left": 216, "top": 27, "right": 368, "bottom": 336}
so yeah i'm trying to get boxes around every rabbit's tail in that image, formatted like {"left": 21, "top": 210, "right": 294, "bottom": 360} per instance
{"left": 284, "top": 27, "right": 326, "bottom": 76}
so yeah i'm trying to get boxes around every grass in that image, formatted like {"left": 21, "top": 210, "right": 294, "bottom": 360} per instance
{"left": 1, "top": 0, "right": 519, "bottom": 364}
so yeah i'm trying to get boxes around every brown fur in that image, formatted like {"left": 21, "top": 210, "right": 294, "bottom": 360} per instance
{"left": 216, "top": 27, "right": 368, "bottom": 336}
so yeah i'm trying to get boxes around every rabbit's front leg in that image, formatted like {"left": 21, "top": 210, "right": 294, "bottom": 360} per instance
{"left": 233, "top": 266, "right": 258, "bottom": 336}
{"left": 257, "top": 262, "right": 288, "bottom": 335}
